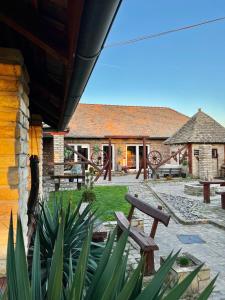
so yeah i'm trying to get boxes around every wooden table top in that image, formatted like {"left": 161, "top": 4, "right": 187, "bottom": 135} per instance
{"left": 199, "top": 180, "right": 225, "bottom": 184}
{"left": 216, "top": 190, "right": 225, "bottom": 195}
{"left": 51, "top": 174, "right": 85, "bottom": 179}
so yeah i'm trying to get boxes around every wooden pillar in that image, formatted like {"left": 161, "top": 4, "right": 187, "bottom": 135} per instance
{"left": 224, "top": 145, "right": 225, "bottom": 164}
{"left": 187, "top": 144, "right": 193, "bottom": 175}
{"left": 203, "top": 183, "right": 210, "bottom": 204}
{"left": 221, "top": 194, "right": 225, "bottom": 210}
{"left": 143, "top": 137, "right": 147, "bottom": 180}
{"left": 108, "top": 138, "right": 112, "bottom": 181}
{"left": 29, "top": 115, "right": 43, "bottom": 198}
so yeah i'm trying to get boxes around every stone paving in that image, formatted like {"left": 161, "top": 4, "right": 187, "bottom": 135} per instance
{"left": 96, "top": 176, "right": 225, "bottom": 299}
{"left": 149, "top": 180, "right": 225, "bottom": 229}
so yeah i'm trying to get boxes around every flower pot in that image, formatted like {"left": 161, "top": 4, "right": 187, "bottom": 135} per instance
{"left": 160, "top": 252, "right": 210, "bottom": 297}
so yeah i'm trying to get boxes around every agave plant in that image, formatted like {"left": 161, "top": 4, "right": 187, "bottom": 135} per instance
{"left": 2, "top": 209, "right": 217, "bottom": 300}
{"left": 28, "top": 199, "right": 104, "bottom": 296}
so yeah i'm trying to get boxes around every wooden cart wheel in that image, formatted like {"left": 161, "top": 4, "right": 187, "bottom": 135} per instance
{"left": 148, "top": 150, "right": 162, "bottom": 166}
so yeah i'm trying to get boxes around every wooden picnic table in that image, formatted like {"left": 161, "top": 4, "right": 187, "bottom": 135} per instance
{"left": 199, "top": 180, "right": 225, "bottom": 204}
{"left": 51, "top": 174, "right": 85, "bottom": 191}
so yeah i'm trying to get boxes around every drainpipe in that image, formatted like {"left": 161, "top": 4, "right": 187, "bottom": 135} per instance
{"left": 60, "top": 0, "right": 122, "bottom": 129}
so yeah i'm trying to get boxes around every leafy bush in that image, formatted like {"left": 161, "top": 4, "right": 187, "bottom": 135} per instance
{"left": 2, "top": 210, "right": 217, "bottom": 300}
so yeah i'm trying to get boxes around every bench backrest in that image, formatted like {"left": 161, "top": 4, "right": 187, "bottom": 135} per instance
{"left": 125, "top": 193, "right": 170, "bottom": 227}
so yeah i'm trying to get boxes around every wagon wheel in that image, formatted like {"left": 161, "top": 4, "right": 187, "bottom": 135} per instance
{"left": 91, "top": 150, "right": 109, "bottom": 167}
{"left": 148, "top": 150, "right": 162, "bottom": 166}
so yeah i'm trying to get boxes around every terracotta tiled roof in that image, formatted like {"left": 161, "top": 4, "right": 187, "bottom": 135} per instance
{"left": 67, "top": 104, "right": 189, "bottom": 138}
{"left": 165, "top": 109, "right": 225, "bottom": 144}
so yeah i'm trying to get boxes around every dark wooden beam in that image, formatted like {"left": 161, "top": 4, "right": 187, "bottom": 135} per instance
{"left": 104, "top": 136, "right": 150, "bottom": 139}
{"left": 187, "top": 144, "right": 193, "bottom": 175}
{"left": 0, "top": 12, "right": 68, "bottom": 64}
{"left": 31, "top": 0, "right": 39, "bottom": 11}
{"left": 30, "top": 97, "right": 60, "bottom": 121}
{"left": 31, "top": 82, "right": 61, "bottom": 108}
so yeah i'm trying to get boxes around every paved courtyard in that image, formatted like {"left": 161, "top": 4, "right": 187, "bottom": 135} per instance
{"left": 97, "top": 175, "right": 225, "bottom": 299}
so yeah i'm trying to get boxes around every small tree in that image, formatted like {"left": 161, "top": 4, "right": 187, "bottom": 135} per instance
{"left": 81, "top": 167, "right": 96, "bottom": 202}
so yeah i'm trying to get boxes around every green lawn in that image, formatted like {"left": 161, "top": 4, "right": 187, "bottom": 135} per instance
{"left": 49, "top": 185, "right": 130, "bottom": 221}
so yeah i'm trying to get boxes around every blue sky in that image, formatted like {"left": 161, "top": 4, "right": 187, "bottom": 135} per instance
{"left": 81, "top": 0, "right": 225, "bottom": 125}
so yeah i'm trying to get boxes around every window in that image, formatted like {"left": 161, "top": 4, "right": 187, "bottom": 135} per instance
{"left": 212, "top": 148, "right": 218, "bottom": 158}
{"left": 67, "top": 144, "right": 90, "bottom": 170}
{"left": 194, "top": 150, "right": 199, "bottom": 156}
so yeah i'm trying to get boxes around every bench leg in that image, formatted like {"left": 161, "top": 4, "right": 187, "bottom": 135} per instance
{"left": 142, "top": 250, "right": 155, "bottom": 276}
{"left": 55, "top": 178, "right": 60, "bottom": 191}
{"left": 221, "top": 195, "right": 225, "bottom": 210}
{"left": 116, "top": 226, "right": 123, "bottom": 240}
{"left": 77, "top": 182, "right": 82, "bottom": 190}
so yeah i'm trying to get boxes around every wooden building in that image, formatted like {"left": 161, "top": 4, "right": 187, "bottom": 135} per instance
{"left": 165, "top": 109, "right": 225, "bottom": 179}
{"left": 0, "top": 0, "right": 122, "bottom": 276}
{"left": 43, "top": 103, "right": 189, "bottom": 173}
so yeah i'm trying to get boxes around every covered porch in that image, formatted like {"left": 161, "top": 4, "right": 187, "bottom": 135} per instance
{"left": 0, "top": 0, "right": 121, "bottom": 275}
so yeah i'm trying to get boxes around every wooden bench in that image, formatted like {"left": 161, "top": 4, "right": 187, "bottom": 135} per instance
{"left": 115, "top": 193, "right": 170, "bottom": 275}
{"left": 148, "top": 166, "right": 182, "bottom": 179}
{"left": 215, "top": 190, "right": 225, "bottom": 210}
{"left": 199, "top": 180, "right": 225, "bottom": 203}
{"left": 51, "top": 174, "right": 85, "bottom": 191}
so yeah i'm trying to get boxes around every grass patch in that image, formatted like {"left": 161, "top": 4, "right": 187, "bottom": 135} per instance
{"left": 48, "top": 185, "right": 130, "bottom": 221}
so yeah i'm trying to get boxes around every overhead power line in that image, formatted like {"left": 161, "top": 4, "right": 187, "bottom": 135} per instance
{"left": 104, "top": 16, "right": 225, "bottom": 48}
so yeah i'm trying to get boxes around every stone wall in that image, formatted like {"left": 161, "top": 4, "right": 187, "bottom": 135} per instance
{"left": 0, "top": 48, "right": 30, "bottom": 274}
{"left": 169, "top": 143, "right": 225, "bottom": 178}
{"left": 192, "top": 144, "right": 224, "bottom": 178}
{"left": 199, "top": 144, "right": 213, "bottom": 180}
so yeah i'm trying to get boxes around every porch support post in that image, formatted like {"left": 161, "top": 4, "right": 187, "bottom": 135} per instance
{"left": 108, "top": 138, "right": 112, "bottom": 181}
{"left": 29, "top": 115, "right": 43, "bottom": 199}
{"left": 143, "top": 137, "right": 147, "bottom": 180}
{"left": 0, "top": 48, "right": 30, "bottom": 275}
{"left": 187, "top": 144, "right": 193, "bottom": 175}
{"left": 53, "top": 133, "right": 64, "bottom": 175}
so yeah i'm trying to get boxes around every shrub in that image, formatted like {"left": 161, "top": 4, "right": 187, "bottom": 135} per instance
{"left": 81, "top": 169, "right": 96, "bottom": 203}
{"left": 28, "top": 199, "right": 103, "bottom": 294}
{"left": 177, "top": 256, "right": 191, "bottom": 267}
{"left": 2, "top": 210, "right": 217, "bottom": 300}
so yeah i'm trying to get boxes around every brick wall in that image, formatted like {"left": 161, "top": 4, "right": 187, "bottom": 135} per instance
{"left": 43, "top": 138, "right": 54, "bottom": 175}
{"left": 64, "top": 137, "right": 170, "bottom": 171}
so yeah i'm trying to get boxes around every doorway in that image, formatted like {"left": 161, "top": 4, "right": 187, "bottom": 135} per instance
{"left": 102, "top": 144, "right": 114, "bottom": 170}
{"left": 126, "top": 145, "right": 149, "bottom": 171}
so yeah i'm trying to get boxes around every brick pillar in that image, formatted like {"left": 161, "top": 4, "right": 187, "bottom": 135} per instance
{"left": 0, "top": 48, "right": 30, "bottom": 275}
{"left": 199, "top": 145, "right": 213, "bottom": 180}
{"left": 29, "top": 115, "right": 43, "bottom": 199}
{"left": 53, "top": 134, "right": 64, "bottom": 175}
